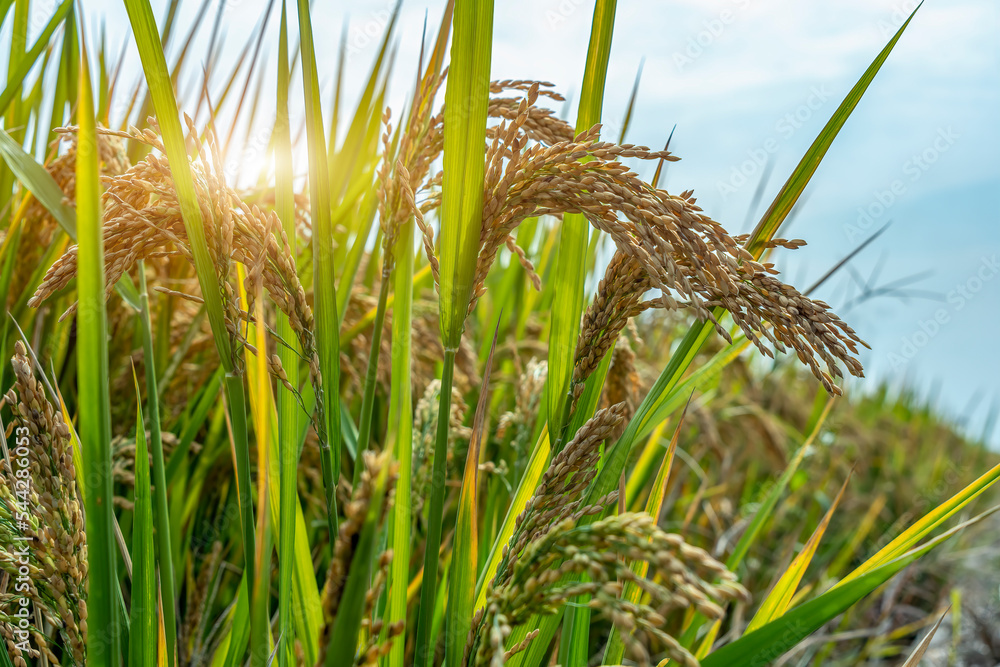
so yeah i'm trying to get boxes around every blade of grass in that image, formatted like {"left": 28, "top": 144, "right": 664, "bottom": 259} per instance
{"left": 296, "top": 0, "right": 341, "bottom": 543}
{"left": 415, "top": 348, "right": 455, "bottom": 667}
{"left": 0, "top": 635, "right": 12, "bottom": 667}
{"left": 129, "top": 369, "right": 156, "bottom": 667}
{"left": 728, "top": 396, "right": 834, "bottom": 571}
{"left": 669, "top": 392, "right": 833, "bottom": 651}
{"left": 745, "top": 5, "right": 921, "bottom": 256}
{"left": 827, "top": 493, "right": 886, "bottom": 579}
{"left": 353, "top": 264, "right": 392, "bottom": 485}
{"left": 618, "top": 57, "right": 642, "bottom": 145}
{"left": 380, "top": 10, "right": 457, "bottom": 649}
{"left": 416, "top": 1, "right": 493, "bottom": 665}
{"left": 745, "top": 471, "right": 852, "bottom": 633}
{"left": 120, "top": 0, "right": 259, "bottom": 659}
{"left": 547, "top": 0, "right": 616, "bottom": 451}
{"left": 221, "top": 574, "right": 252, "bottom": 667}
{"left": 353, "top": 0, "right": 448, "bottom": 490}
{"left": 136, "top": 262, "right": 177, "bottom": 667}
{"left": 243, "top": 269, "right": 274, "bottom": 667}
{"left": 700, "top": 507, "right": 996, "bottom": 667}
{"left": 334, "top": 168, "right": 380, "bottom": 323}
{"left": 473, "top": 424, "right": 549, "bottom": 611}
{"left": 325, "top": 454, "right": 392, "bottom": 667}
{"left": 327, "top": 3, "right": 399, "bottom": 204}
{"left": 327, "top": 24, "right": 346, "bottom": 154}
{"left": 275, "top": 4, "right": 301, "bottom": 666}
{"left": 0, "top": 0, "right": 14, "bottom": 33}
{"left": 447, "top": 322, "right": 499, "bottom": 667}
{"left": 384, "top": 215, "right": 415, "bottom": 667}
{"left": 435, "top": 0, "right": 492, "bottom": 353}
{"left": 165, "top": 368, "right": 223, "bottom": 485}
{"left": 901, "top": 608, "right": 949, "bottom": 666}
{"left": 0, "top": 0, "right": 71, "bottom": 115}
{"left": 76, "top": 36, "right": 121, "bottom": 666}
{"left": 623, "top": 418, "right": 673, "bottom": 510}
{"left": 836, "top": 457, "right": 1000, "bottom": 588}
{"left": 0, "top": 128, "right": 75, "bottom": 233}
{"left": 554, "top": 5, "right": 617, "bottom": 661}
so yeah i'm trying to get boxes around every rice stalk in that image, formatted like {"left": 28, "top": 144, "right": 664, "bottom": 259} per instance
{"left": 274, "top": 2, "right": 301, "bottom": 665}
{"left": 415, "top": 0, "right": 494, "bottom": 664}
{"left": 295, "top": 0, "right": 342, "bottom": 546}
{"left": 74, "top": 41, "right": 120, "bottom": 666}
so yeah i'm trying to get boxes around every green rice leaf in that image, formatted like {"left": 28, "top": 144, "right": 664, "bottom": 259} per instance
{"left": 447, "top": 324, "right": 498, "bottom": 667}
{"left": 550, "top": 4, "right": 618, "bottom": 662}
{"left": 547, "top": 0, "right": 617, "bottom": 449}
{"left": 700, "top": 508, "right": 996, "bottom": 667}
{"left": 296, "top": 0, "right": 342, "bottom": 542}
{"left": 76, "top": 37, "right": 121, "bottom": 666}
{"left": 120, "top": 0, "right": 258, "bottom": 658}
{"left": 129, "top": 370, "right": 157, "bottom": 667}
{"left": 0, "top": 128, "right": 75, "bottom": 234}
{"left": 836, "top": 458, "right": 1000, "bottom": 588}
{"left": 416, "top": 2, "right": 493, "bottom": 664}
{"left": 0, "top": 0, "right": 71, "bottom": 114}
{"left": 473, "top": 425, "right": 550, "bottom": 611}
{"left": 745, "top": 3, "right": 922, "bottom": 258}
{"left": 221, "top": 574, "right": 251, "bottom": 667}
{"left": 745, "top": 471, "right": 851, "bottom": 632}
{"left": 727, "top": 397, "right": 834, "bottom": 571}
{"left": 325, "top": 455, "right": 392, "bottom": 667}
{"left": 274, "top": 4, "right": 302, "bottom": 665}
{"left": 384, "top": 204, "right": 416, "bottom": 667}
{"left": 436, "top": 0, "right": 493, "bottom": 350}
{"left": 136, "top": 263, "right": 177, "bottom": 667}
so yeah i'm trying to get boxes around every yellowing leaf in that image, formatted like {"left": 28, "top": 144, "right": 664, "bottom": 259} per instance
{"left": 746, "top": 472, "right": 851, "bottom": 633}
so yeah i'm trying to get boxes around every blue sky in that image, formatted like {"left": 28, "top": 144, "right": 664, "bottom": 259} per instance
{"left": 67, "top": 0, "right": 1000, "bottom": 444}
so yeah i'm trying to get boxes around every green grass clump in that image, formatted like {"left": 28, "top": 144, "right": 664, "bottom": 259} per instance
{"left": 1, "top": 1, "right": 997, "bottom": 666}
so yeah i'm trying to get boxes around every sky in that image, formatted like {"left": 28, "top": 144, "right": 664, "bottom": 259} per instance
{"left": 23, "top": 0, "right": 1000, "bottom": 444}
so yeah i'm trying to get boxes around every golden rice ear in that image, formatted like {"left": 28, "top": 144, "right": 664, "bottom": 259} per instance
{"left": 1, "top": 341, "right": 87, "bottom": 663}
{"left": 468, "top": 512, "right": 748, "bottom": 667}
{"left": 464, "top": 105, "right": 865, "bottom": 396}
{"left": 28, "top": 126, "right": 326, "bottom": 416}
{"left": 491, "top": 403, "right": 629, "bottom": 596}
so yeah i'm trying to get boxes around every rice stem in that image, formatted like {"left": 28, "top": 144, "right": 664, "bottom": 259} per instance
{"left": 414, "top": 348, "right": 456, "bottom": 667}
{"left": 136, "top": 261, "right": 177, "bottom": 667}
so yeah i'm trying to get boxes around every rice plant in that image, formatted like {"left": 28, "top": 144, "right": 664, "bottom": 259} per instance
{"left": 0, "top": 0, "right": 996, "bottom": 666}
